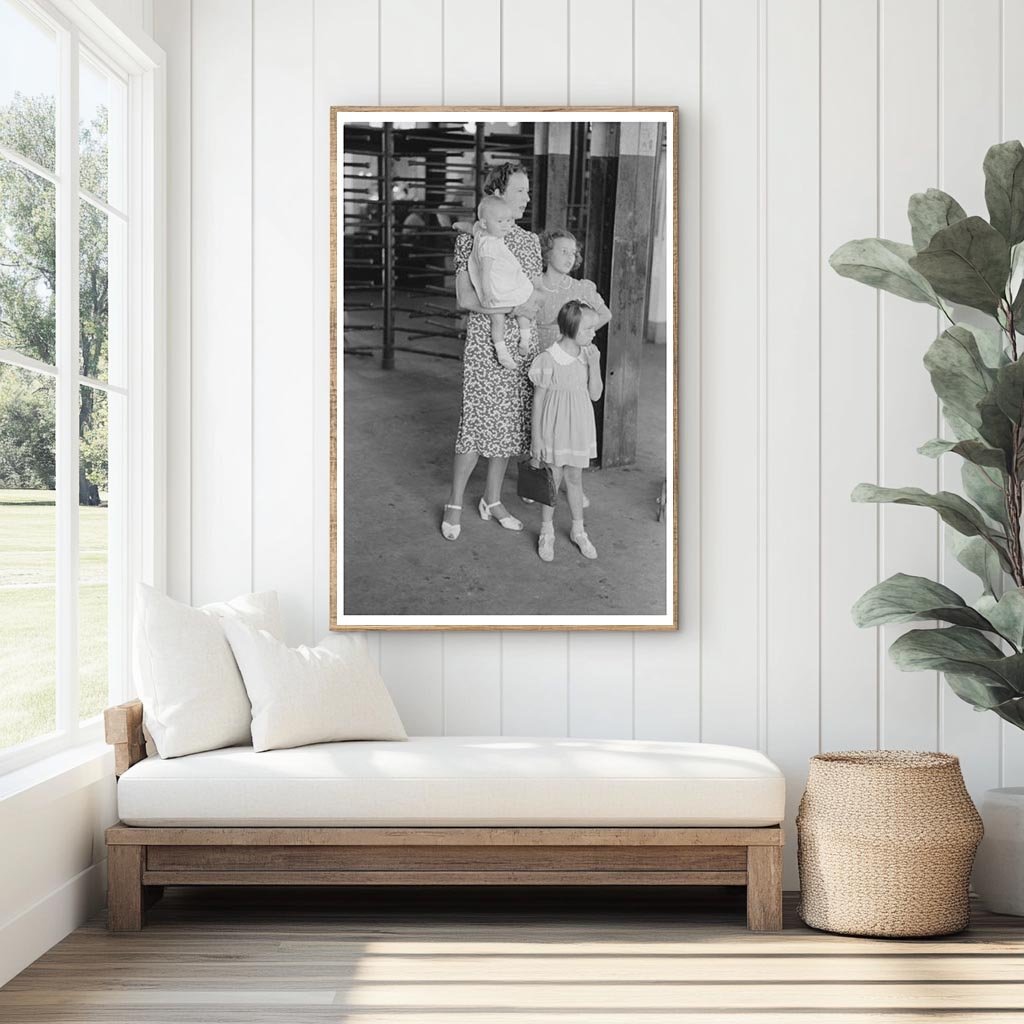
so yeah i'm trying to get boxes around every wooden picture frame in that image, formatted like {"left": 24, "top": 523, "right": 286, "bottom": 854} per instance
{"left": 330, "top": 107, "right": 679, "bottom": 631}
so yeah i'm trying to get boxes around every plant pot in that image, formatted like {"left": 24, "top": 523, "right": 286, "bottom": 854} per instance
{"left": 797, "top": 751, "right": 983, "bottom": 937}
{"left": 973, "top": 787, "right": 1024, "bottom": 916}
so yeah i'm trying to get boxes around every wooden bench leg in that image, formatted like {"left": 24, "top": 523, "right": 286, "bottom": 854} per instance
{"left": 746, "top": 845, "right": 783, "bottom": 931}
{"left": 107, "top": 845, "right": 145, "bottom": 931}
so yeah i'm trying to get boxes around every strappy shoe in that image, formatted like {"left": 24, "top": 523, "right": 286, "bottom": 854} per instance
{"left": 441, "top": 504, "right": 462, "bottom": 541}
{"left": 479, "top": 498, "right": 523, "bottom": 531}
{"left": 570, "top": 527, "right": 598, "bottom": 559}
{"left": 538, "top": 528, "right": 555, "bottom": 562}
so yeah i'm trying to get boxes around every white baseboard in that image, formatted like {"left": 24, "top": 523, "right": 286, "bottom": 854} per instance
{"left": 0, "top": 859, "right": 107, "bottom": 987}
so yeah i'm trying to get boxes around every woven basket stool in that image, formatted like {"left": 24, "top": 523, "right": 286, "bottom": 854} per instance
{"left": 797, "top": 751, "right": 983, "bottom": 937}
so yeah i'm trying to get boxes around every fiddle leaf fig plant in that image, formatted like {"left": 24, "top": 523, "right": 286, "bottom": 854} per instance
{"left": 832, "top": 140, "right": 1024, "bottom": 731}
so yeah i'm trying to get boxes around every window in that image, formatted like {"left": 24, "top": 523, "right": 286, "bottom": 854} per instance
{"left": 0, "top": 0, "right": 161, "bottom": 772}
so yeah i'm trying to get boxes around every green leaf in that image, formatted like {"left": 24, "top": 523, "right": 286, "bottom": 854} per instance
{"left": 977, "top": 589, "right": 1024, "bottom": 649}
{"left": 889, "top": 627, "right": 1024, "bottom": 702}
{"left": 944, "top": 671, "right": 1024, "bottom": 714}
{"left": 923, "top": 325, "right": 997, "bottom": 428}
{"left": 909, "top": 216, "right": 1011, "bottom": 314}
{"left": 1009, "top": 241, "right": 1024, "bottom": 300}
{"left": 918, "top": 438, "right": 1007, "bottom": 470}
{"left": 984, "top": 140, "right": 1024, "bottom": 246}
{"left": 830, "top": 238, "right": 943, "bottom": 307}
{"left": 966, "top": 321, "right": 1011, "bottom": 369}
{"left": 962, "top": 461, "right": 1009, "bottom": 527}
{"left": 993, "top": 357, "right": 1024, "bottom": 423}
{"left": 942, "top": 407, "right": 983, "bottom": 442}
{"left": 950, "top": 533, "right": 1004, "bottom": 597}
{"left": 1012, "top": 278, "right": 1024, "bottom": 325}
{"left": 852, "top": 573, "right": 995, "bottom": 630}
{"left": 908, "top": 188, "right": 968, "bottom": 251}
{"left": 851, "top": 483, "right": 1011, "bottom": 567}
{"left": 977, "top": 391, "right": 1016, "bottom": 459}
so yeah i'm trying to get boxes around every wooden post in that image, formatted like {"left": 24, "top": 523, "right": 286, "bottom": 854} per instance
{"left": 746, "top": 845, "right": 783, "bottom": 932}
{"left": 381, "top": 123, "right": 395, "bottom": 370}
{"left": 107, "top": 845, "right": 145, "bottom": 932}
{"left": 540, "top": 122, "right": 572, "bottom": 231}
{"left": 531, "top": 122, "right": 548, "bottom": 234}
{"left": 600, "top": 122, "right": 659, "bottom": 468}
{"left": 583, "top": 123, "right": 619, "bottom": 457}
{"left": 582, "top": 123, "right": 619, "bottom": 288}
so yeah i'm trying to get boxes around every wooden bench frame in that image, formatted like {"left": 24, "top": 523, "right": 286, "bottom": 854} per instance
{"left": 104, "top": 700, "right": 784, "bottom": 932}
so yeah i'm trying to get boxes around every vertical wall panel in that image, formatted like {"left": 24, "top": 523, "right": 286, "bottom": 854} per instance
{"left": 380, "top": 633, "right": 445, "bottom": 734}
{"left": 568, "top": 634, "right": 634, "bottom": 738}
{"left": 502, "top": 633, "right": 569, "bottom": 735}
{"left": 381, "top": 0, "right": 443, "bottom": 105}
{"left": 501, "top": 0, "right": 568, "bottom": 103}
{"left": 376, "top": 0, "right": 447, "bottom": 723}
{"left": 153, "top": 0, "right": 190, "bottom": 604}
{"left": 312, "top": 0, "right": 380, "bottom": 645}
{"left": 938, "top": 0, "right": 1002, "bottom": 794}
{"left": 632, "top": 0, "right": 700, "bottom": 742}
{"left": 253, "top": 0, "right": 315, "bottom": 645}
{"left": 443, "top": 0, "right": 500, "bottom": 105}
{"left": 437, "top": 0, "right": 506, "bottom": 735}
{"left": 567, "top": 0, "right": 632, "bottom": 103}
{"left": 819, "top": 0, "right": 879, "bottom": 754}
{"left": 562, "top": 0, "right": 636, "bottom": 736}
{"left": 1002, "top": 0, "right": 1024, "bottom": 786}
{"left": 190, "top": 0, "right": 253, "bottom": 605}
{"left": 497, "top": 0, "right": 572, "bottom": 735}
{"left": 764, "top": 0, "right": 820, "bottom": 883}
{"left": 444, "top": 636, "right": 502, "bottom": 734}
{"left": 699, "top": 0, "right": 760, "bottom": 749}
{"left": 878, "top": 0, "right": 941, "bottom": 751}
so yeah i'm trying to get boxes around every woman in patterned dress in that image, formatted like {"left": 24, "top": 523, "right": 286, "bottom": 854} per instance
{"left": 441, "top": 162, "right": 542, "bottom": 540}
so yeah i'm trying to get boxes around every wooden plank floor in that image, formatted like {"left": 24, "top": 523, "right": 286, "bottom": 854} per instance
{"left": 3, "top": 886, "right": 1024, "bottom": 1022}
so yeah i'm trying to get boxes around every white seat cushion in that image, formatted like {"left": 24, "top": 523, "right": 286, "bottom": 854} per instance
{"left": 117, "top": 736, "right": 785, "bottom": 827}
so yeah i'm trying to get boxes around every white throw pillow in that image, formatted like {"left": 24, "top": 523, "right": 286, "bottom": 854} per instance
{"left": 133, "top": 584, "right": 283, "bottom": 758}
{"left": 223, "top": 622, "right": 407, "bottom": 752}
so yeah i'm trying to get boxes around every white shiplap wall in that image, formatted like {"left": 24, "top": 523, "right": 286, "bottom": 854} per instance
{"left": 154, "top": 0, "right": 1024, "bottom": 885}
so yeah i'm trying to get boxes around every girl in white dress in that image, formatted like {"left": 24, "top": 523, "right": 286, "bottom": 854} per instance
{"left": 529, "top": 301, "right": 605, "bottom": 562}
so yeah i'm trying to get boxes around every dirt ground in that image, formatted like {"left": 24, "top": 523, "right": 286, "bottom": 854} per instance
{"left": 341, "top": 327, "right": 669, "bottom": 618}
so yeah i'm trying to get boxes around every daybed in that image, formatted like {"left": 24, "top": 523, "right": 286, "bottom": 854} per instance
{"left": 104, "top": 699, "right": 786, "bottom": 932}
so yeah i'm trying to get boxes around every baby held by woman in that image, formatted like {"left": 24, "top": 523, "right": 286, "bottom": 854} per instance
{"left": 466, "top": 195, "right": 541, "bottom": 369}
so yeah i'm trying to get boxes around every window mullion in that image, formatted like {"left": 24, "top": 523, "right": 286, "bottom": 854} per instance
{"left": 55, "top": 23, "right": 81, "bottom": 735}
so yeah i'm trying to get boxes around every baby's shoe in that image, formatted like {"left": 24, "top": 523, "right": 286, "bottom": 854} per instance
{"left": 570, "top": 525, "right": 597, "bottom": 559}
{"left": 538, "top": 526, "right": 555, "bottom": 562}
{"left": 495, "top": 346, "right": 516, "bottom": 370}
{"left": 518, "top": 323, "right": 533, "bottom": 353}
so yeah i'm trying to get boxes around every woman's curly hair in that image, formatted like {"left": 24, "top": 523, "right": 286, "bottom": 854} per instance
{"left": 540, "top": 228, "right": 584, "bottom": 272}
{"left": 483, "top": 161, "right": 527, "bottom": 196}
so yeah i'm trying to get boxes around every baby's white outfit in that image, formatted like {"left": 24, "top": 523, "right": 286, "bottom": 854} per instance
{"left": 468, "top": 223, "right": 534, "bottom": 307}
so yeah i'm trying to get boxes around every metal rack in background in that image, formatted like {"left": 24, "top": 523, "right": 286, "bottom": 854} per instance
{"left": 341, "top": 122, "right": 534, "bottom": 369}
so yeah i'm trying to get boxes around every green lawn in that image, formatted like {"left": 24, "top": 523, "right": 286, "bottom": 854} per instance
{"left": 0, "top": 489, "right": 109, "bottom": 751}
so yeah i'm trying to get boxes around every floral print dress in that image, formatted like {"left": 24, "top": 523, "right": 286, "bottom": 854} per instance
{"left": 453, "top": 224, "right": 542, "bottom": 457}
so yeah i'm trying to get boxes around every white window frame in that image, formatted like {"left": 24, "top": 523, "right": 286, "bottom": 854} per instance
{"left": 0, "top": 0, "right": 164, "bottom": 776}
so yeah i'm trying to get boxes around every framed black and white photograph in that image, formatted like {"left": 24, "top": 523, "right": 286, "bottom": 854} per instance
{"left": 330, "top": 107, "right": 678, "bottom": 631}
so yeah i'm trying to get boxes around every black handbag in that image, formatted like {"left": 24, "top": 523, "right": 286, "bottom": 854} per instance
{"left": 516, "top": 459, "right": 557, "bottom": 507}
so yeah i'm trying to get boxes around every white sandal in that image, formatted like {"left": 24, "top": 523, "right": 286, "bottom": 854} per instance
{"left": 538, "top": 528, "right": 555, "bottom": 562}
{"left": 571, "top": 527, "right": 598, "bottom": 559}
{"left": 441, "top": 504, "right": 462, "bottom": 541}
{"left": 479, "top": 498, "right": 523, "bottom": 532}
